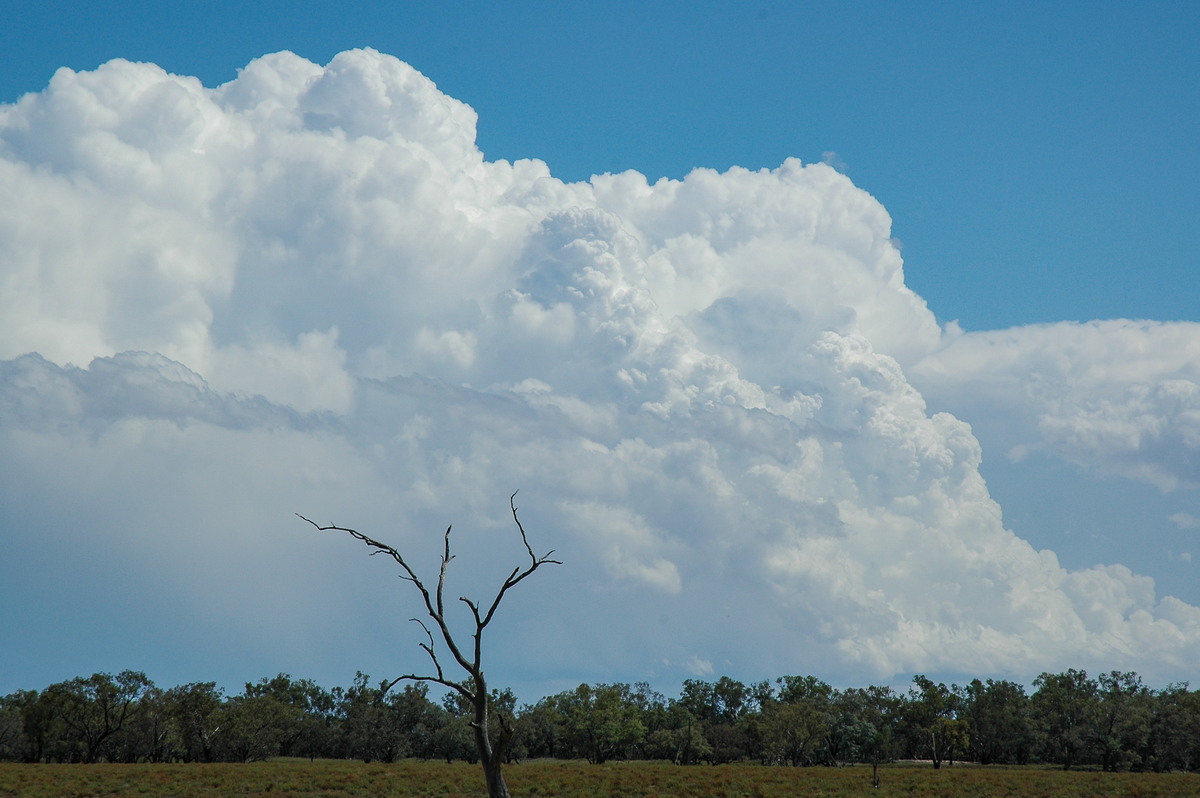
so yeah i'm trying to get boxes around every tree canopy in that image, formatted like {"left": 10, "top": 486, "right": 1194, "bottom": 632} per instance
{"left": 5, "top": 669, "right": 1200, "bottom": 773}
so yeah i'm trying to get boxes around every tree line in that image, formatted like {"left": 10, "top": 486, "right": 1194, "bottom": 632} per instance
{"left": 2, "top": 669, "right": 1198, "bottom": 772}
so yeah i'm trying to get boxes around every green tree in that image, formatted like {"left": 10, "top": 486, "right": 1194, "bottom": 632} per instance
{"left": 644, "top": 702, "right": 711, "bottom": 765}
{"left": 44, "top": 671, "right": 153, "bottom": 763}
{"left": 165, "top": 682, "right": 224, "bottom": 762}
{"left": 217, "top": 692, "right": 291, "bottom": 762}
{"left": 645, "top": 727, "right": 699, "bottom": 763}
{"left": 399, "top": 685, "right": 447, "bottom": 761}
{"left": 338, "top": 672, "right": 407, "bottom": 763}
{"left": 627, "top": 682, "right": 669, "bottom": 759}
{"left": 904, "top": 675, "right": 967, "bottom": 769}
{"left": 679, "top": 677, "right": 754, "bottom": 725}
{"left": 759, "top": 700, "right": 827, "bottom": 766}
{"left": 431, "top": 692, "right": 477, "bottom": 763}
{"left": 835, "top": 686, "right": 899, "bottom": 787}
{"left": 962, "top": 678, "right": 1031, "bottom": 765}
{"left": 1095, "top": 671, "right": 1152, "bottom": 771}
{"left": 678, "top": 677, "right": 756, "bottom": 763}
{"left": 111, "top": 685, "right": 175, "bottom": 762}
{"left": 519, "top": 698, "right": 566, "bottom": 759}
{"left": 0, "top": 691, "right": 35, "bottom": 762}
{"left": 244, "top": 674, "right": 335, "bottom": 760}
{"left": 1148, "top": 683, "right": 1200, "bottom": 772}
{"left": 1031, "top": 669, "right": 1099, "bottom": 770}
{"left": 552, "top": 683, "right": 645, "bottom": 764}
{"left": 21, "top": 688, "right": 70, "bottom": 762}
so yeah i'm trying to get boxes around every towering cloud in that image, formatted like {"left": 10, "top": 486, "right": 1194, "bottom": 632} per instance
{"left": 2, "top": 49, "right": 1198, "bottom": 690}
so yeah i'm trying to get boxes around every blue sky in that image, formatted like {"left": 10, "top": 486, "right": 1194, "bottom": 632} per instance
{"left": 2, "top": 2, "right": 1199, "bottom": 699}
{"left": 6, "top": 1, "right": 1198, "bottom": 331}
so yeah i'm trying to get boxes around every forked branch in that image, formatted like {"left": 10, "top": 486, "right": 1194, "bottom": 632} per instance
{"left": 296, "top": 494, "right": 560, "bottom": 684}
{"left": 475, "top": 492, "right": 562, "bottom": 631}
{"left": 302, "top": 495, "right": 555, "bottom": 798}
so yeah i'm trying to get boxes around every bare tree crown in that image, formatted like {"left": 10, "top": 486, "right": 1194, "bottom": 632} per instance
{"left": 296, "top": 491, "right": 560, "bottom": 702}
{"left": 299, "top": 492, "right": 559, "bottom": 798}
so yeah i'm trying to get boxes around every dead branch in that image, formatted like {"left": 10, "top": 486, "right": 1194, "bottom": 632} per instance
{"left": 299, "top": 497, "right": 559, "bottom": 798}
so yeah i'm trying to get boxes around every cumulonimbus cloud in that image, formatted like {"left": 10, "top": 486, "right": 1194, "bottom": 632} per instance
{"left": 2, "top": 48, "right": 1198, "bottom": 688}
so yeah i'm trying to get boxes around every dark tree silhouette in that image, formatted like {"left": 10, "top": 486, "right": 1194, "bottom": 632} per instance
{"left": 299, "top": 492, "right": 559, "bottom": 798}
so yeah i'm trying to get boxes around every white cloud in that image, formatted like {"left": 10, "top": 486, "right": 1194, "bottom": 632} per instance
{"left": 209, "top": 328, "right": 355, "bottom": 413}
{"left": 1169, "top": 513, "right": 1200, "bottom": 530}
{"left": 911, "top": 320, "right": 1200, "bottom": 491}
{"left": 561, "top": 501, "right": 683, "bottom": 594}
{"left": 2, "top": 49, "right": 1199, "bottom": 691}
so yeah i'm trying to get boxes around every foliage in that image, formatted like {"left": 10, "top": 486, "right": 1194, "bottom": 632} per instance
{"left": 528, "top": 684, "right": 646, "bottom": 764}
{"left": 1030, "top": 669, "right": 1100, "bottom": 770}
{"left": 1150, "top": 683, "right": 1200, "bottom": 772}
{"left": 962, "top": 678, "right": 1033, "bottom": 765}
{"left": 1094, "top": 670, "right": 1152, "bottom": 772}
{"left": 37, "top": 671, "right": 152, "bottom": 763}
{"left": 3, "top": 669, "right": 1200, "bottom": 774}
{"left": 901, "top": 675, "right": 969, "bottom": 769}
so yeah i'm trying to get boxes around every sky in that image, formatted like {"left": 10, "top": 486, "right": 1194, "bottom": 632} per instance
{"left": 1, "top": 2, "right": 1199, "bottom": 702}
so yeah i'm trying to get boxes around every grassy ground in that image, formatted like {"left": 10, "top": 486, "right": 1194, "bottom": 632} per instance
{"left": 1, "top": 758, "right": 1197, "bottom": 798}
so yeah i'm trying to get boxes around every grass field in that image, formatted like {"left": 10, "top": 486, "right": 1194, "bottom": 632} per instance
{"left": 1, "top": 759, "right": 1197, "bottom": 798}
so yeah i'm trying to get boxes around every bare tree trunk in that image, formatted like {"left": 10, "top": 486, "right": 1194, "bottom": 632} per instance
{"left": 470, "top": 676, "right": 513, "bottom": 798}
{"left": 474, "top": 706, "right": 508, "bottom": 798}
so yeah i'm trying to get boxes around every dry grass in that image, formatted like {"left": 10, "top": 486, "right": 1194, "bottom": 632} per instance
{"left": 1, "top": 759, "right": 1197, "bottom": 798}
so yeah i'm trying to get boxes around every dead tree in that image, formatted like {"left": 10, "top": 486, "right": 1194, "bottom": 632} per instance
{"left": 298, "top": 492, "right": 559, "bottom": 798}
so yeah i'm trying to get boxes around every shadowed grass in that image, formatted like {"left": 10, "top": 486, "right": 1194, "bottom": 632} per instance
{"left": 1, "top": 759, "right": 1197, "bottom": 797}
